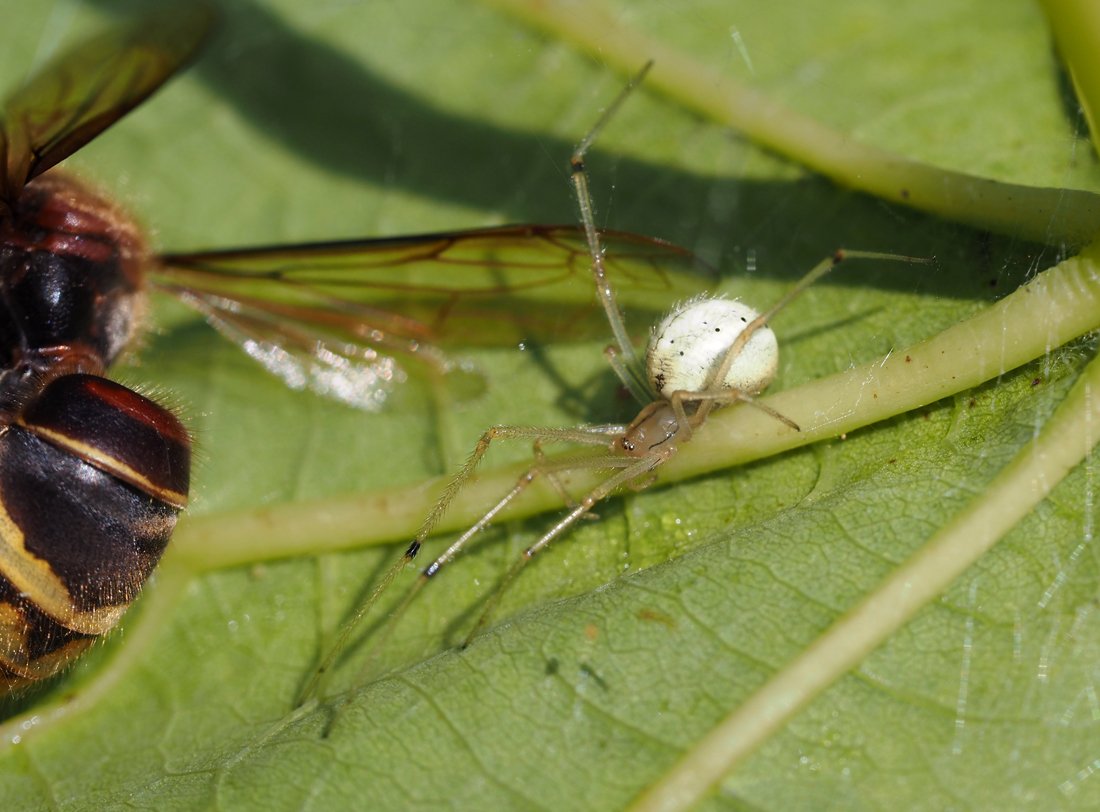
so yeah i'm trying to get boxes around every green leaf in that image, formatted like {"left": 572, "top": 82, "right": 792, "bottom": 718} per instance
{"left": 1, "top": 1, "right": 1098, "bottom": 811}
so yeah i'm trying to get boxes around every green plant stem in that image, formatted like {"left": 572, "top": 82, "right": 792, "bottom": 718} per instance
{"left": 483, "top": 0, "right": 1100, "bottom": 247}
{"left": 1040, "top": 0, "right": 1100, "bottom": 148}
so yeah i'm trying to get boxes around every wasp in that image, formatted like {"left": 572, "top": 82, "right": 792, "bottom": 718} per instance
{"left": 0, "top": 8, "right": 706, "bottom": 687}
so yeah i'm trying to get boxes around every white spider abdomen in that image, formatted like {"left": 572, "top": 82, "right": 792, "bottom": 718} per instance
{"left": 646, "top": 296, "right": 778, "bottom": 399}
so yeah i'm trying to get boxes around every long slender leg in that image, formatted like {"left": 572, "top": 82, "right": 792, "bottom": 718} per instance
{"left": 422, "top": 450, "right": 639, "bottom": 578}
{"left": 413, "top": 423, "right": 624, "bottom": 549}
{"left": 298, "top": 425, "right": 628, "bottom": 703}
{"left": 707, "top": 250, "right": 930, "bottom": 396}
{"left": 604, "top": 344, "right": 651, "bottom": 404}
{"left": 703, "top": 253, "right": 842, "bottom": 400}
{"left": 296, "top": 541, "right": 415, "bottom": 705}
{"left": 535, "top": 438, "right": 600, "bottom": 518}
{"left": 668, "top": 388, "right": 801, "bottom": 446}
{"left": 463, "top": 452, "right": 664, "bottom": 646}
{"left": 534, "top": 438, "right": 576, "bottom": 509}
{"left": 338, "top": 452, "right": 642, "bottom": 698}
{"left": 571, "top": 62, "right": 655, "bottom": 404}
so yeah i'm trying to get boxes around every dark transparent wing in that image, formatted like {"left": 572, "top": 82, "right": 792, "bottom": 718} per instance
{"left": 156, "top": 224, "right": 714, "bottom": 410}
{"left": 0, "top": 6, "right": 214, "bottom": 208}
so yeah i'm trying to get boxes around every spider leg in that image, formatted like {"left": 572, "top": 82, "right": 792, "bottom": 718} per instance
{"left": 672, "top": 387, "right": 801, "bottom": 435}
{"left": 298, "top": 423, "right": 626, "bottom": 703}
{"left": 706, "top": 249, "right": 929, "bottom": 400}
{"left": 535, "top": 438, "right": 599, "bottom": 520}
{"left": 415, "top": 424, "right": 622, "bottom": 547}
{"left": 463, "top": 451, "right": 664, "bottom": 647}
{"left": 571, "top": 62, "right": 656, "bottom": 403}
{"left": 343, "top": 450, "right": 640, "bottom": 694}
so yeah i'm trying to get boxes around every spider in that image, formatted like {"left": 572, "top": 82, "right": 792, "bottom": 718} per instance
{"left": 301, "top": 63, "right": 915, "bottom": 702}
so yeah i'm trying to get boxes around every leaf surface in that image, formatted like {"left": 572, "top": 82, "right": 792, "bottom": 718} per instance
{"left": 1, "top": 1, "right": 1098, "bottom": 810}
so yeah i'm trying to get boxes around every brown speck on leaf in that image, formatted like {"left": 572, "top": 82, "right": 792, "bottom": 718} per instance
{"left": 636, "top": 608, "right": 677, "bottom": 628}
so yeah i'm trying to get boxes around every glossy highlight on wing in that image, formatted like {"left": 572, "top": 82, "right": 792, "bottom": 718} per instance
{"left": 0, "top": 5, "right": 214, "bottom": 210}
{"left": 156, "top": 225, "right": 713, "bottom": 410}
